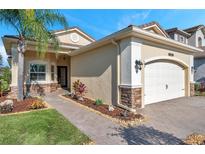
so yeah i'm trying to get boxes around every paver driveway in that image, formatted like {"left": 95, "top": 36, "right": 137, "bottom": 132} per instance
{"left": 138, "top": 97, "right": 205, "bottom": 141}
{"left": 45, "top": 90, "right": 205, "bottom": 145}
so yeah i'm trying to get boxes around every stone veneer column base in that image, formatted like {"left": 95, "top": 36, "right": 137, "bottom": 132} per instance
{"left": 9, "top": 83, "right": 59, "bottom": 99}
{"left": 119, "top": 86, "right": 142, "bottom": 110}
{"left": 190, "top": 82, "right": 195, "bottom": 96}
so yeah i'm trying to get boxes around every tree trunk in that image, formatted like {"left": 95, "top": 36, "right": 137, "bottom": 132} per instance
{"left": 17, "top": 38, "right": 25, "bottom": 101}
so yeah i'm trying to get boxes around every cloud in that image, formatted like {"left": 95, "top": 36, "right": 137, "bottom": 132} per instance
{"left": 117, "top": 10, "right": 151, "bottom": 30}
{"left": 0, "top": 43, "right": 9, "bottom": 67}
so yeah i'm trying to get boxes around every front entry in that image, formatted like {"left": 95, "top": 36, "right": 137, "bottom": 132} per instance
{"left": 57, "top": 66, "right": 68, "bottom": 88}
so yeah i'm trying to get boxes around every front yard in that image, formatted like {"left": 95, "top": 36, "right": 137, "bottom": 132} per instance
{"left": 0, "top": 109, "right": 91, "bottom": 145}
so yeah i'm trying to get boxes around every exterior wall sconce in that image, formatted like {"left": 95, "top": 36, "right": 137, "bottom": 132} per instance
{"left": 63, "top": 55, "right": 66, "bottom": 60}
{"left": 135, "top": 60, "right": 143, "bottom": 73}
{"left": 191, "top": 66, "right": 195, "bottom": 74}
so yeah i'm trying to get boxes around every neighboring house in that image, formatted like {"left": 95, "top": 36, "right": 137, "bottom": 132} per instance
{"left": 2, "top": 22, "right": 202, "bottom": 111}
{"left": 166, "top": 25, "right": 205, "bottom": 83}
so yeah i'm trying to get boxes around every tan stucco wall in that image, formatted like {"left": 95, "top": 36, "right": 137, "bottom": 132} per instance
{"left": 141, "top": 42, "right": 191, "bottom": 64}
{"left": 70, "top": 44, "right": 117, "bottom": 105}
{"left": 57, "top": 30, "right": 92, "bottom": 46}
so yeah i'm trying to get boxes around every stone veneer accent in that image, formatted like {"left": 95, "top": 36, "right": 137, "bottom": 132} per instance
{"left": 190, "top": 82, "right": 195, "bottom": 96}
{"left": 9, "top": 83, "right": 59, "bottom": 98}
{"left": 119, "top": 86, "right": 142, "bottom": 109}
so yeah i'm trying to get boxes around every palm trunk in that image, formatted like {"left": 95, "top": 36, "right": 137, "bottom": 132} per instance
{"left": 17, "top": 37, "right": 25, "bottom": 101}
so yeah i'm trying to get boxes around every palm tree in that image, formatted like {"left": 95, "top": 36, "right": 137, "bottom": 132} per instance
{"left": 0, "top": 9, "right": 68, "bottom": 101}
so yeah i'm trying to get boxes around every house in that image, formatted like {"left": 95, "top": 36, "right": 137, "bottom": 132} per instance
{"left": 2, "top": 22, "right": 202, "bottom": 111}
{"left": 166, "top": 25, "right": 205, "bottom": 83}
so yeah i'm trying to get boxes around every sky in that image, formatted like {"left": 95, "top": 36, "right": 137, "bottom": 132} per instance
{"left": 1, "top": 9, "right": 205, "bottom": 66}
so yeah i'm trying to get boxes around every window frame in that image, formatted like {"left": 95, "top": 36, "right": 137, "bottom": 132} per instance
{"left": 51, "top": 65, "right": 55, "bottom": 81}
{"left": 30, "top": 63, "right": 46, "bottom": 81}
{"left": 179, "top": 35, "right": 184, "bottom": 43}
{"left": 198, "top": 37, "right": 202, "bottom": 47}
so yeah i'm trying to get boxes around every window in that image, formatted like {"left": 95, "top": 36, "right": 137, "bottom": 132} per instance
{"left": 198, "top": 37, "right": 202, "bottom": 47}
{"left": 179, "top": 36, "right": 184, "bottom": 43}
{"left": 30, "top": 64, "right": 46, "bottom": 81}
{"left": 51, "top": 65, "right": 55, "bottom": 81}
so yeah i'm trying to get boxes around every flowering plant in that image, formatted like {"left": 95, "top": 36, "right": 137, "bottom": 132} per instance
{"left": 72, "top": 80, "right": 87, "bottom": 97}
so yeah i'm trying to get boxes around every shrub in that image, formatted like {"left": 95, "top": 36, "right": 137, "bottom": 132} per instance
{"left": 0, "top": 79, "right": 9, "bottom": 96}
{"left": 30, "top": 100, "right": 46, "bottom": 110}
{"left": 195, "top": 82, "right": 200, "bottom": 92}
{"left": 0, "top": 67, "right": 11, "bottom": 96}
{"left": 95, "top": 99, "right": 103, "bottom": 106}
{"left": 72, "top": 80, "right": 87, "bottom": 97}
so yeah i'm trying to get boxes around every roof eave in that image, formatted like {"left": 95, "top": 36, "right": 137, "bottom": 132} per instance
{"left": 70, "top": 26, "right": 203, "bottom": 56}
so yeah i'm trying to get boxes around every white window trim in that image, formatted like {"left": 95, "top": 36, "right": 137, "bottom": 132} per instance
{"left": 29, "top": 60, "right": 48, "bottom": 84}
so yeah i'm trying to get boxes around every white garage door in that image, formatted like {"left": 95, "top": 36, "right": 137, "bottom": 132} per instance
{"left": 144, "top": 61, "right": 185, "bottom": 105}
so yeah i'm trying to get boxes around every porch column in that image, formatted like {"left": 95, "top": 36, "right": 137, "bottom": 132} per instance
{"left": 10, "top": 45, "right": 18, "bottom": 98}
{"left": 119, "top": 37, "right": 142, "bottom": 110}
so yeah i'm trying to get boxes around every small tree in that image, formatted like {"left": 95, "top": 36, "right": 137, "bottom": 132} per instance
{"left": 0, "top": 67, "right": 11, "bottom": 97}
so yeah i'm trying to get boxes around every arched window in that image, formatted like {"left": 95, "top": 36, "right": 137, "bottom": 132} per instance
{"left": 198, "top": 37, "right": 202, "bottom": 47}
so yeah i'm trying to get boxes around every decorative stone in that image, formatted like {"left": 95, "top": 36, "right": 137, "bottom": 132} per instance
{"left": 108, "top": 105, "right": 114, "bottom": 112}
{"left": 77, "top": 96, "right": 84, "bottom": 101}
{"left": 119, "top": 86, "right": 142, "bottom": 109}
{"left": 190, "top": 83, "right": 195, "bottom": 96}
{"left": 66, "top": 92, "right": 72, "bottom": 96}
{"left": 0, "top": 100, "right": 14, "bottom": 113}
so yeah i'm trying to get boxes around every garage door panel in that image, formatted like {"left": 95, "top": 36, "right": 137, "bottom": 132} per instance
{"left": 144, "top": 61, "right": 185, "bottom": 105}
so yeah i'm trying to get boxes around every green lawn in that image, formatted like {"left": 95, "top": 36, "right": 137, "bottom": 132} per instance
{"left": 0, "top": 109, "right": 91, "bottom": 145}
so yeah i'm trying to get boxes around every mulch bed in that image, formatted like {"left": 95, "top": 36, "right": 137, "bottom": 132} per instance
{"left": 184, "top": 133, "right": 205, "bottom": 145}
{"left": 0, "top": 97, "right": 46, "bottom": 114}
{"left": 63, "top": 95, "right": 144, "bottom": 122}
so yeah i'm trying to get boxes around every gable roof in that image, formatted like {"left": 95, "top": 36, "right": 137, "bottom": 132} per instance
{"left": 166, "top": 27, "right": 191, "bottom": 37}
{"left": 137, "top": 21, "right": 170, "bottom": 38}
{"left": 184, "top": 25, "right": 205, "bottom": 34}
{"left": 70, "top": 25, "right": 203, "bottom": 56}
{"left": 51, "top": 26, "right": 95, "bottom": 42}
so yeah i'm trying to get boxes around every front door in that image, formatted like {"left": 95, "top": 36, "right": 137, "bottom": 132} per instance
{"left": 57, "top": 66, "right": 67, "bottom": 88}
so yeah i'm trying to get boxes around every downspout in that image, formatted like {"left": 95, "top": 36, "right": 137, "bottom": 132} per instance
{"left": 111, "top": 39, "right": 136, "bottom": 112}
{"left": 111, "top": 39, "right": 121, "bottom": 106}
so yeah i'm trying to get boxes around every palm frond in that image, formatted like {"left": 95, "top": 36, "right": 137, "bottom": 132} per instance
{"left": 0, "top": 9, "right": 68, "bottom": 57}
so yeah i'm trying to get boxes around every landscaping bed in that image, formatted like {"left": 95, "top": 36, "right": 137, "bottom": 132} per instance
{"left": 0, "top": 97, "right": 47, "bottom": 114}
{"left": 62, "top": 94, "right": 144, "bottom": 126}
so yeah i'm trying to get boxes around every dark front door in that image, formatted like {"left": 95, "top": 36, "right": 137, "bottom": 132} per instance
{"left": 57, "top": 66, "right": 67, "bottom": 88}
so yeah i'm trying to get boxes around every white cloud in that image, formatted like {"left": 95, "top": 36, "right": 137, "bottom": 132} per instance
{"left": 0, "top": 44, "right": 9, "bottom": 67}
{"left": 117, "top": 10, "right": 151, "bottom": 30}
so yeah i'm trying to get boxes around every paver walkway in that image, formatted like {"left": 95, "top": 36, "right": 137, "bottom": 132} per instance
{"left": 45, "top": 89, "right": 205, "bottom": 145}
{"left": 45, "top": 90, "right": 127, "bottom": 144}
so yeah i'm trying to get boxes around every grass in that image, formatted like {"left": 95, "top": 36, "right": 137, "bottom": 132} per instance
{"left": 0, "top": 109, "right": 91, "bottom": 145}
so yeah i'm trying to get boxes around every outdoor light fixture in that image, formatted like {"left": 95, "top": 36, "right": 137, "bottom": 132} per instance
{"left": 191, "top": 66, "right": 195, "bottom": 74}
{"left": 135, "top": 60, "right": 143, "bottom": 73}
